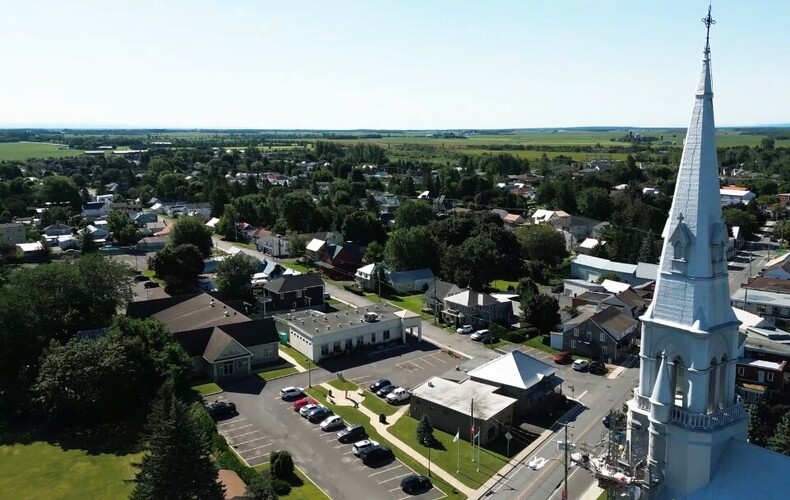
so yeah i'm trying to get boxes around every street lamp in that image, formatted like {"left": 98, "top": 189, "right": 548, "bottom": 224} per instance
{"left": 306, "top": 357, "right": 312, "bottom": 388}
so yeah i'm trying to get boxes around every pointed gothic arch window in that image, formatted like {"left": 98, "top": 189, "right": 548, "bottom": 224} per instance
{"left": 668, "top": 214, "right": 691, "bottom": 273}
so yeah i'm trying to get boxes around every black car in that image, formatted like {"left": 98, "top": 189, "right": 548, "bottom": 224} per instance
{"left": 307, "top": 407, "right": 333, "bottom": 423}
{"left": 400, "top": 474, "right": 432, "bottom": 494}
{"left": 589, "top": 360, "right": 607, "bottom": 375}
{"left": 376, "top": 384, "right": 396, "bottom": 397}
{"left": 337, "top": 424, "right": 366, "bottom": 443}
{"left": 204, "top": 400, "right": 236, "bottom": 419}
{"left": 359, "top": 445, "right": 394, "bottom": 465}
{"left": 143, "top": 281, "right": 160, "bottom": 289}
{"left": 369, "top": 379, "right": 391, "bottom": 392}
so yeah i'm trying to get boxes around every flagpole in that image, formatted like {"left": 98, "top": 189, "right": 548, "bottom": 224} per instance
{"left": 470, "top": 399, "right": 475, "bottom": 463}
{"left": 456, "top": 428, "right": 460, "bottom": 473}
{"left": 476, "top": 432, "right": 480, "bottom": 473}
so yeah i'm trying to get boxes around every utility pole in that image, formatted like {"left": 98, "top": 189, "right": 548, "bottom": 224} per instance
{"left": 557, "top": 422, "right": 572, "bottom": 500}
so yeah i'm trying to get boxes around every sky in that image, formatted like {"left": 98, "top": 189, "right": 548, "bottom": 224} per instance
{"left": 0, "top": 0, "right": 788, "bottom": 129}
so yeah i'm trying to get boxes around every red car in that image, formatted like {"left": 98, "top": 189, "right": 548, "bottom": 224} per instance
{"left": 293, "top": 397, "right": 318, "bottom": 411}
{"left": 553, "top": 351, "right": 572, "bottom": 364}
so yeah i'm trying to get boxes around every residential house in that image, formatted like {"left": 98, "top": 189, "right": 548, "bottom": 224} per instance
{"left": 424, "top": 279, "right": 463, "bottom": 314}
{"left": 126, "top": 293, "right": 280, "bottom": 381}
{"left": 530, "top": 209, "right": 570, "bottom": 225}
{"left": 354, "top": 263, "right": 376, "bottom": 292}
{"left": 720, "top": 186, "right": 756, "bottom": 206}
{"left": 144, "top": 221, "right": 167, "bottom": 236}
{"left": 0, "top": 223, "right": 26, "bottom": 245}
{"left": 549, "top": 215, "right": 601, "bottom": 243}
{"left": 136, "top": 236, "right": 168, "bottom": 252}
{"left": 441, "top": 289, "right": 514, "bottom": 329}
{"left": 57, "top": 235, "right": 81, "bottom": 250}
{"left": 15, "top": 242, "right": 47, "bottom": 262}
{"left": 762, "top": 252, "right": 790, "bottom": 281}
{"left": 736, "top": 358, "right": 787, "bottom": 403}
{"left": 591, "top": 221, "right": 610, "bottom": 239}
{"left": 305, "top": 238, "right": 327, "bottom": 261}
{"left": 78, "top": 224, "right": 109, "bottom": 243}
{"left": 563, "top": 279, "right": 607, "bottom": 298}
{"left": 602, "top": 289, "right": 648, "bottom": 319}
{"left": 254, "top": 229, "right": 290, "bottom": 258}
{"left": 385, "top": 267, "right": 435, "bottom": 294}
{"left": 259, "top": 273, "right": 325, "bottom": 315}
{"left": 571, "top": 254, "right": 638, "bottom": 284}
{"left": 733, "top": 308, "right": 790, "bottom": 402}
{"left": 578, "top": 238, "right": 604, "bottom": 255}
{"left": 315, "top": 242, "right": 363, "bottom": 281}
{"left": 184, "top": 203, "right": 212, "bottom": 220}
{"left": 370, "top": 192, "right": 401, "bottom": 215}
{"left": 301, "top": 231, "right": 344, "bottom": 246}
{"left": 132, "top": 212, "right": 159, "bottom": 227}
{"left": 43, "top": 223, "right": 72, "bottom": 237}
{"left": 277, "top": 303, "right": 422, "bottom": 362}
{"left": 561, "top": 305, "right": 639, "bottom": 362}
{"left": 82, "top": 200, "right": 111, "bottom": 219}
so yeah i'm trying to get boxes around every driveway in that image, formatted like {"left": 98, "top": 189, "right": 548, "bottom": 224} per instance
{"left": 216, "top": 374, "right": 443, "bottom": 500}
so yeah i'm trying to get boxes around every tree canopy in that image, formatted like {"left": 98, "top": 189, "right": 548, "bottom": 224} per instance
{"left": 394, "top": 199, "right": 435, "bottom": 229}
{"left": 515, "top": 224, "right": 568, "bottom": 267}
{"left": 170, "top": 216, "right": 214, "bottom": 257}
{"left": 216, "top": 252, "right": 258, "bottom": 300}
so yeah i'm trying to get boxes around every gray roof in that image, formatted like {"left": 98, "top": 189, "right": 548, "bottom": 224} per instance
{"left": 264, "top": 273, "right": 324, "bottom": 294}
{"left": 411, "top": 376, "right": 516, "bottom": 421}
{"left": 468, "top": 351, "right": 558, "bottom": 390}
{"left": 635, "top": 261, "right": 659, "bottom": 280}
{"left": 426, "top": 279, "right": 462, "bottom": 301}
{"left": 444, "top": 289, "right": 498, "bottom": 307}
{"left": 387, "top": 267, "right": 435, "bottom": 284}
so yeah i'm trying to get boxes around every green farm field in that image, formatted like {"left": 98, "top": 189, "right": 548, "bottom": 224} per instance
{"left": 0, "top": 142, "right": 83, "bottom": 161}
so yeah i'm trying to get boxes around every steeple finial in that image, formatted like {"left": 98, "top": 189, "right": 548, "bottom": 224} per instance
{"left": 702, "top": 5, "right": 715, "bottom": 61}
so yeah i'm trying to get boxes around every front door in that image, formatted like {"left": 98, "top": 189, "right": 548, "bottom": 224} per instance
{"left": 758, "top": 371, "right": 765, "bottom": 384}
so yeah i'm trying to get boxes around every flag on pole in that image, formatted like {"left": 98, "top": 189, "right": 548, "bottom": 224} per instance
{"left": 453, "top": 430, "right": 460, "bottom": 443}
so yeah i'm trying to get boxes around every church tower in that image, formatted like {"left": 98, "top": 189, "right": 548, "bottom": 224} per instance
{"left": 627, "top": 8, "right": 748, "bottom": 498}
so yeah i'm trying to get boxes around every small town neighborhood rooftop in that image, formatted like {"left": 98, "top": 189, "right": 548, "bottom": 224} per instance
{"left": 467, "top": 350, "right": 557, "bottom": 390}
{"left": 411, "top": 376, "right": 516, "bottom": 421}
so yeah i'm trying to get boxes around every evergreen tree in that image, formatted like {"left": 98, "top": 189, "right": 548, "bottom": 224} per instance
{"left": 417, "top": 414, "right": 435, "bottom": 447}
{"left": 522, "top": 293, "right": 560, "bottom": 335}
{"left": 638, "top": 230, "right": 659, "bottom": 263}
{"left": 768, "top": 410, "right": 790, "bottom": 456}
{"left": 79, "top": 229, "right": 99, "bottom": 253}
{"left": 131, "top": 385, "right": 225, "bottom": 500}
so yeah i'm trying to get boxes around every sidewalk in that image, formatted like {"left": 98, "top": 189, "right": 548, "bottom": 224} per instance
{"left": 318, "top": 382, "right": 475, "bottom": 497}
{"left": 579, "top": 483, "right": 604, "bottom": 500}
{"left": 277, "top": 347, "right": 307, "bottom": 373}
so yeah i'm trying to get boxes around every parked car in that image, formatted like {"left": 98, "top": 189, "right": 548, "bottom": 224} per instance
{"left": 307, "top": 407, "right": 333, "bottom": 423}
{"left": 386, "top": 387, "right": 411, "bottom": 404}
{"left": 456, "top": 324, "right": 474, "bottom": 334}
{"left": 293, "top": 397, "right": 318, "bottom": 411}
{"left": 320, "top": 415, "right": 345, "bottom": 431}
{"left": 300, "top": 403, "right": 322, "bottom": 417}
{"left": 572, "top": 359, "right": 590, "bottom": 372}
{"left": 204, "top": 400, "right": 236, "bottom": 419}
{"left": 359, "top": 445, "right": 394, "bottom": 465}
{"left": 589, "top": 360, "right": 607, "bottom": 375}
{"left": 280, "top": 386, "right": 304, "bottom": 400}
{"left": 400, "top": 474, "right": 432, "bottom": 494}
{"left": 369, "top": 379, "right": 391, "bottom": 392}
{"left": 133, "top": 274, "right": 150, "bottom": 283}
{"left": 471, "top": 329, "right": 495, "bottom": 343}
{"left": 553, "top": 351, "right": 572, "bottom": 364}
{"left": 352, "top": 439, "right": 380, "bottom": 456}
{"left": 376, "top": 384, "right": 397, "bottom": 397}
{"left": 337, "top": 424, "right": 366, "bottom": 443}
{"left": 143, "top": 281, "right": 159, "bottom": 289}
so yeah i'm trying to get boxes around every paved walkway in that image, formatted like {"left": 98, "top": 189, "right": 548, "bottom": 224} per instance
{"left": 277, "top": 347, "right": 307, "bottom": 373}
{"left": 318, "top": 382, "right": 475, "bottom": 497}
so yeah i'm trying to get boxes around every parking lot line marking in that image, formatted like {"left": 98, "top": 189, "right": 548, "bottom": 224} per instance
{"left": 334, "top": 444, "right": 347, "bottom": 449}
{"left": 389, "top": 487, "right": 402, "bottom": 492}
{"left": 234, "top": 436, "right": 268, "bottom": 446}
{"left": 217, "top": 418, "right": 247, "bottom": 427}
{"left": 418, "top": 357, "right": 437, "bottom": 367}
{"left": 325, "top": 436, "right": 338, "bottom": 442}
{"left": 230, "top": 430, "right": 260, "bottom": 439}
{"left": 222, "top": 423, "right": 253, "bottom": 433}
{"left": 368, "top": 464, "right": 403, "bottom": 477}
{"left": 378, "top": 473, "right": 411, "bottom": 484}
{"left": 343, "top": 451, "right": 355, "bottom": 456}
{"left": 241, "top": 443, "right": 272, "bottom": 453}
{"left": 429, "top": 354, "right": 447, "bottom": 363}
{"left": 243, "top": 451, "right": 271, "bottom": 460}
{"left": 396, "top": 495, "right": 412, "bottom": 500}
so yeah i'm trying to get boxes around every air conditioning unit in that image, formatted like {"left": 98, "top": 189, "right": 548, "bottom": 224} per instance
{"left": 364, "top": 312, "right": 378, "bottom": 323}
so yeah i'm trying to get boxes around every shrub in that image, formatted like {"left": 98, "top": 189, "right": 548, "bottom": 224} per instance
{"left": 270, "top": 450, "right": 295, "bottom": 480}
{"left": 521, "top": 327, "right": 540, "bottom": 338}
{"left": 502, "top": 331, "right": 527, "bottom": 343}
{"left": 489, "top": 323, "right": 507, "bottom": 338}
{"left": 270, "top": 478, "right": 291, "bottom": 496}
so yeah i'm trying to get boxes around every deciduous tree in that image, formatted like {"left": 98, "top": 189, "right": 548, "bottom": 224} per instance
{"left": 515, "top": 224, "right": 568, "bottom": 267}
{"left": 522, "top": 293, "right": 560, "bottom": 335}
{"left": 394, "top": 199, "right": 434, "bottom": 229}
{"left": 216, "top": 252, "right": 258, "bottom": 300}
{"left": 170, "top": 216, "right": 214, "bottom": 257}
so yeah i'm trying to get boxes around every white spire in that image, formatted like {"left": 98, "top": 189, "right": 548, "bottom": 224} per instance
{"left": 644, "top": 10, "right": 738, "bottom": 331}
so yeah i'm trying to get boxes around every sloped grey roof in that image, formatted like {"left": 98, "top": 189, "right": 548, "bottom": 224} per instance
{"left": 265, "top": 273, "right": 324, "bottom": 294}
{"left": 387, "top": 267, "right": 434, "bottom": 284}
{"left": 445, "top": 290, "right": 498, "bottom": 307}
{"left": 468, "top": 351, "right": 557, "bottom": 390}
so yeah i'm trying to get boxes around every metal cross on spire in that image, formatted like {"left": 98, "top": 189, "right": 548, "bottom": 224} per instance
{"left": 702, "top": 5, "right": 716, "bottom": 60}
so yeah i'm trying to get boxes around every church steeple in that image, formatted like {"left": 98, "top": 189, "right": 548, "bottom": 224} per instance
{"left": 645, "top": 4, "right": 737, "bottom": 331}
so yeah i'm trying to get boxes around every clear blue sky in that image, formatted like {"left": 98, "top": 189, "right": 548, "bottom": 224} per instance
{"left": 1, "top": 0, "right": 787, "bottom": 129}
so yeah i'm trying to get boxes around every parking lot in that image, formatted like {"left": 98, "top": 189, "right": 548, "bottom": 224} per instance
{"left": 215, "top": 375, "right": 447, "bottom": 500}
{"left": 216, "top": 415, "right": 273, "bottom": 468}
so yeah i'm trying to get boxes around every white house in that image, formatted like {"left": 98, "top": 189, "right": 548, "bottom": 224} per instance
{"left": 762, "top": 252, "right": 790, "bottom": 280}
{"left": 720, "top": 187, "right": 756, "bottom": 206}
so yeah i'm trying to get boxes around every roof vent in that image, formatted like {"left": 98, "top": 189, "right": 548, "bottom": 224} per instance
{"left": 315, "top": 328, "right": 319, "bottom": 332}
{"left": 301, "top": 321, "right": 305, "bottom": 325}
{"left": 364, "top": 312, "right": 378, "bottom": 323}
{"left": 224, "top": 311, "right": 230, "bottom": 317}
{"left": 428, "top": 381, "right": 434, "bottom": 388}
{"left": 338, "top": 324, "right": 342, "bottom": 328}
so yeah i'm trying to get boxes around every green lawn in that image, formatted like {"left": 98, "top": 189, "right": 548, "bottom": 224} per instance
{"left": 281, "top": 259, "right": 312, "bottom": 274}
{"left": 381, "top": 294, "right": 433, "bottom": 320}
{"left": 256, "top": 364, "right": 299, "bottom": 381}
{"left": 192, "top": 382, "right": 222, "bottom": 396}
{"left": 279, "top": 344, "right": 311, "bottom": 370}
{"left": 491, "top": 280, "right": 520, "bottom": 292}
{"left": 326, "top": 378, "right": 398, "bottom": 416}
{"left": 0, "top": 142, "right": 84, "bottom": 161}
{"left": 0, "top": 441, "right": 140, "bottom": 499}
{"left": 525, "top": 334, "right": 559, "bottom": 354}
{"left": 389, "top": 416, "right": 513, "bottom": 490}
{"left": 306, "top": 388, "right": 465, "bottom": 499}
{"left": 253, "top": 464, "right": 330, "bottom": 500}
{"left": 141, "top": 269, "right": 166, "bottom": 286}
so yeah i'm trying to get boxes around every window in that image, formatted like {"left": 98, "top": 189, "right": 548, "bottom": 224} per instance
{"left": 222, "top": 362, "right": 234, "bottom": 376}
{"left": 574, "top": 328, "right": 579, "bottom": 338}
{"left": 673, "top": 241, "right": 685, "bottom": 260}
{"left": 321, "top": 345, "right": 329, "bottom": 355}
{"left": 768, "top": 372, "right": 775, "bottom": 382}
{"left": 383, "top": 330, "right": 390, "bottom": 340}
{"left": 345, "top": 338, "right": 352, "bottom": 350}
{"left": 296, "top": 290, "right": 303, "bottom": 298}
{"left": 571, "top": 340, "right": 577, "bottom": 349}
{"left": 600, "top": 332, "right": 606, "bottom": 342}
{"left": 602, "top": 346, "right": 608, "bottom": 355}
{"left": 333, "top": 341, "right": 341, "bottom": 352}
{"left": 371, "top": 333, "right": 376, "bottom": 343}
{"left": 738, "top": 367, "right": 744, "bottom": 376}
